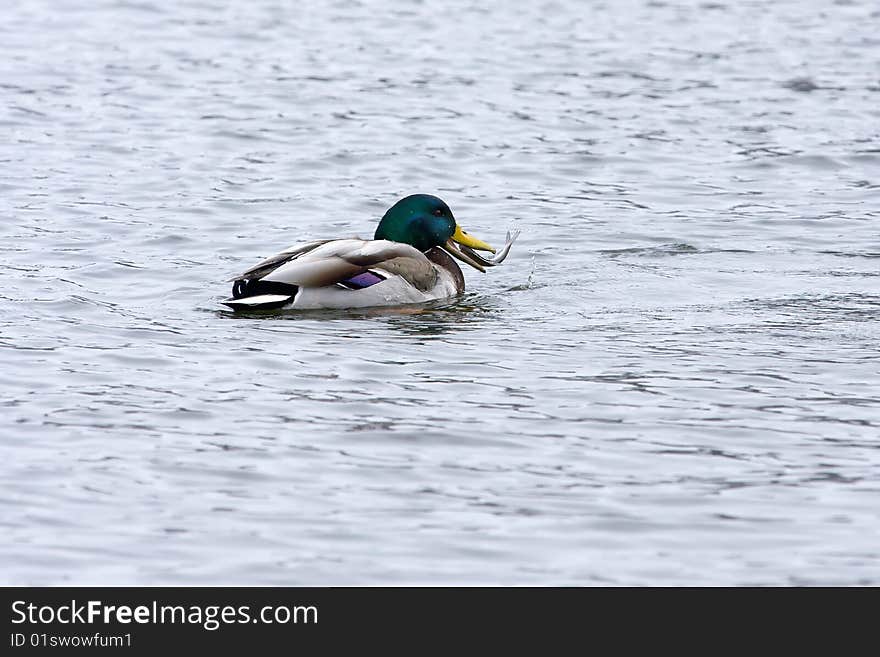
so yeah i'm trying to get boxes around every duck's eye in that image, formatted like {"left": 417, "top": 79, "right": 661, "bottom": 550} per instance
{"left": 432, "top": 208, "right": 444, "bottom": 217}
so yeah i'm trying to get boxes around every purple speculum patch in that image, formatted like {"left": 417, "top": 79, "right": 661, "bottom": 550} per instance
{"left": 339, "top": 271, "right": 386, "bottom": 289}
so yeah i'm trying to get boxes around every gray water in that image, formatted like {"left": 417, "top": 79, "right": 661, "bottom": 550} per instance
{"left": 2, "top": 0, "right": 879, "bottom": 585}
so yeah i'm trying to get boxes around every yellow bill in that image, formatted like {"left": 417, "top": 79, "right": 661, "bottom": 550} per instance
{"left": 451, "top": 224, "right": 495, "bottom": 253}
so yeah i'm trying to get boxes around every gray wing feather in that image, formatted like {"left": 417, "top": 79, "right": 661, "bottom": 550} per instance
{"left": 374, "top": 257, "right": 439, "bottom": 292}
{"left": 259, "top": 239, "right": 433, "bottom": 288}
{"left": 227, "top": 239, "right": 334, "bottom": 282}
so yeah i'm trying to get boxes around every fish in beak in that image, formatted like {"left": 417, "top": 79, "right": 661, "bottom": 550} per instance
{"left": 444, "top": 224, "right": 495, "bottom": 272}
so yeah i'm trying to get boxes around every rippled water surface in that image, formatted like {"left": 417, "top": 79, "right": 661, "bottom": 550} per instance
{"left": 2, "top": 0, "right": 879, "bottom": 585}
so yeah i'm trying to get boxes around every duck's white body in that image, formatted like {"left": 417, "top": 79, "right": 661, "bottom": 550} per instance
{"left": 290, "top": 269, "right": 460, "bottom": 309}
{"left": 222, "top": 238, "right": 466, "bottom": 311}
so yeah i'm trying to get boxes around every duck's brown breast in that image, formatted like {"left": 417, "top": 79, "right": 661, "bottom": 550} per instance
{"left": 425, "top": 247, "right": 465, "bottom": 294}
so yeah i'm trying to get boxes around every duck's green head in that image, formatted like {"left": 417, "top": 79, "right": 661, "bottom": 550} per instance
{"left": 374, "top": 194, "right": 495, "bottom": 270}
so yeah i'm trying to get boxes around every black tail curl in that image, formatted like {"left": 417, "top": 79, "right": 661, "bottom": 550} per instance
{"left": 232, "top": 278, "right": 300, "bottom": 299}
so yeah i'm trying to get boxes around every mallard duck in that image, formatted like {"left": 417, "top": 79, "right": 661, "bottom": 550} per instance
{"left": 222, "top": 194, "right": 518, "bottom": 311}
